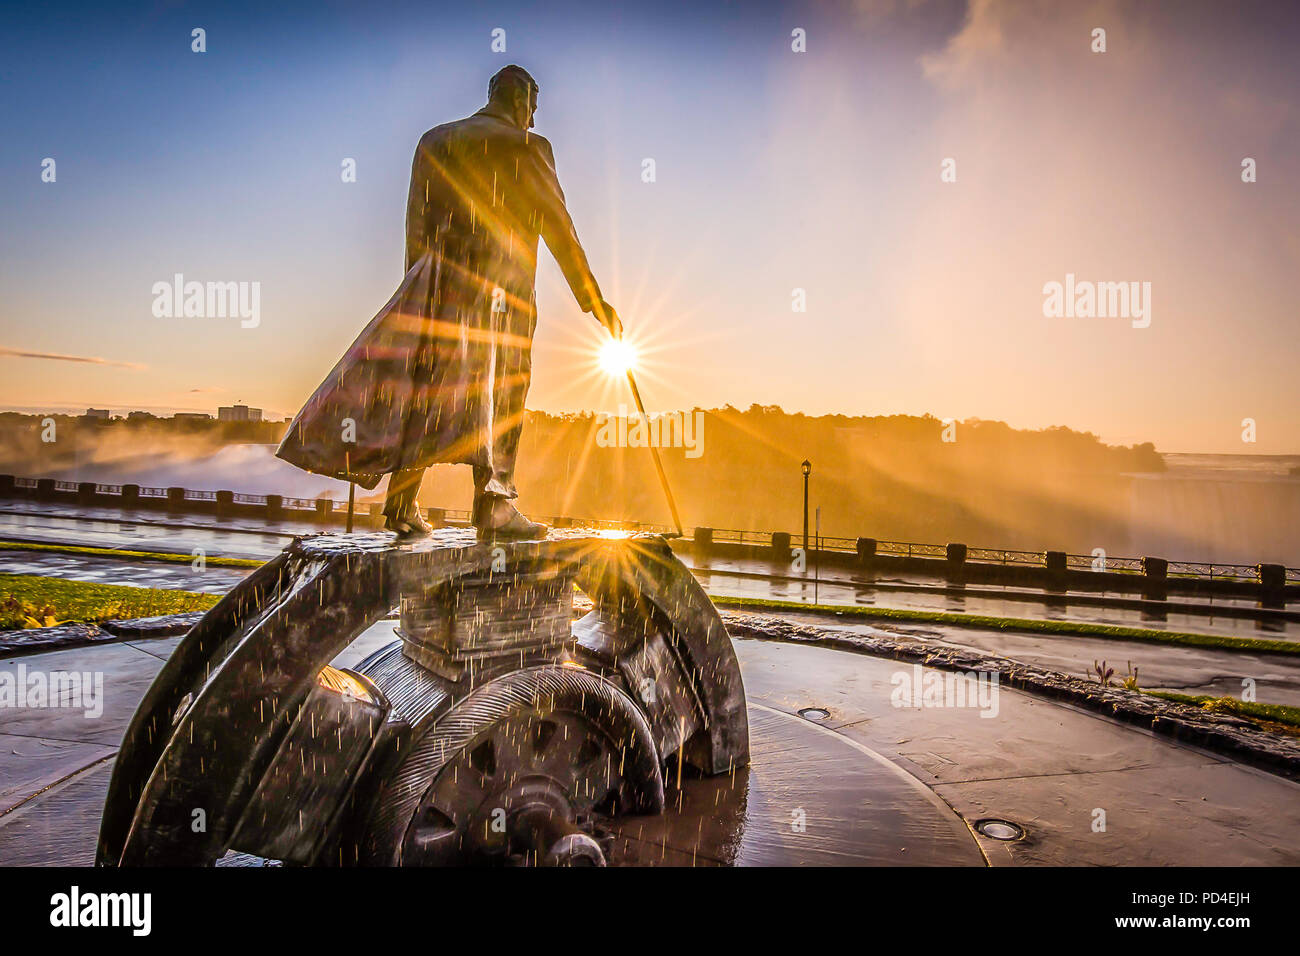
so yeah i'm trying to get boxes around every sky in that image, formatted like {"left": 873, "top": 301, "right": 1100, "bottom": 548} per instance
{"left": 2, "top": 0, "right": 1297, "bottom": 453}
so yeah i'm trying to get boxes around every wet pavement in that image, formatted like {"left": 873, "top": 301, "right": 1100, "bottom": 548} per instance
{"left": 604, "top": 703, "right": 985, "bottom": 865}
{"left": 2, "top": 623, "right": 1297, "bottom": 866}
{"left": 732, "top": 640, "right": 1300, "bottom": 866}
{"left": 744, "top": 606, "right": 1300, "bottom": 710}
{"left": 0, "top": 504, "right": 300, "bottom": 560}
{"left": 0, "top": 549, "right": 249, "bottom": 594}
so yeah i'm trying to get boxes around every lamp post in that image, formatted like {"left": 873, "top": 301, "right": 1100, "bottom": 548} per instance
{"left": 801, "top": 459, "right": 812, "bottom": 556}
{"left": 814, "top": 506, "right": 820, "bottom": 604}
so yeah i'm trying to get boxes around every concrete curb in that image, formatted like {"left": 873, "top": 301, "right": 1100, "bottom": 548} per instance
{"left": 0, "top": 611, "right": 206, "bottom": 657}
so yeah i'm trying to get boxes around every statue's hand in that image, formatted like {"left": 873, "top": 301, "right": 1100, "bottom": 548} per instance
{"left": 594, "top": 299, "right": 623, "bottom": 339}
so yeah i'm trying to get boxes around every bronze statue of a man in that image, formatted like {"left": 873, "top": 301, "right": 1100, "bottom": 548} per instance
{"left": 277, "top": 65, "right": 620, "bottom": 539}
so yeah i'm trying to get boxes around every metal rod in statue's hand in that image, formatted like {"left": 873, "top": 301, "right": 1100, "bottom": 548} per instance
{"left": 623, "top": 366, "right": 684, "bottom": 539}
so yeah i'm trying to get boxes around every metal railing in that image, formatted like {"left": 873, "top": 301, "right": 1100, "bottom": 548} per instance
{"left": 697, "top": 528, "right": 1299, "bottom": 584}
{"left": 967, "top": 547, "right": 1047, "bottom": 566}
{"left": 707, "top": 528, "right": 772, "bottom": 546}
{"left": 1065, "top": 553, "right": 1143, "bottom": 573}
{"left": 3, "top": 473, "right": 1297, "bottom": 584}
{"left": 280, "top": 496, "right": 320, "bottom": 510}
{"left": 876, "top": 540, "right": 948, "bottom": 560}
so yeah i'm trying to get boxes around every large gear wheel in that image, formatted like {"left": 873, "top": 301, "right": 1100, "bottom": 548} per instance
{"left": 355, "top": 665, "right": 664, "bottom": 866}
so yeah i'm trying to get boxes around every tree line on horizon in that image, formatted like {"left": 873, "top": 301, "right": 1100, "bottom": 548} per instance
{"left": 0, "top": 406, "right": 1164, "bottom": 553}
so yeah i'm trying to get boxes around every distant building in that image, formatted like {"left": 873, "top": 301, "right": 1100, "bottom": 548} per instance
{"left": 82, "top": 408, "right": 111, "bottom": 419}
{"left": 172, "top": 412, "right": 212, "bottom": 422}
{"left": 218, "top": 404, "right": 263, "bottom": 423}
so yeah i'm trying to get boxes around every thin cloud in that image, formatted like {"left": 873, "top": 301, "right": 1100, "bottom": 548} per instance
{"left": 0, "top": 347, "right": 146, "bottom": 371}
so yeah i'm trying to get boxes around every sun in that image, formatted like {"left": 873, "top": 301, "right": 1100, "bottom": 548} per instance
{"left": 598, "top": 339, "right": 638, "bottom": 376}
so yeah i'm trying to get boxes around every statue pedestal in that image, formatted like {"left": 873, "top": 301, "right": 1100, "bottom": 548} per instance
{"left": 398, "top": 561, "right": 577, "bottom": 680}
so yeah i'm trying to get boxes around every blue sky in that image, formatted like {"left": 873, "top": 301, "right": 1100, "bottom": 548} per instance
{"left": 2, "top": 0, "right": 1298, "bottom": 453}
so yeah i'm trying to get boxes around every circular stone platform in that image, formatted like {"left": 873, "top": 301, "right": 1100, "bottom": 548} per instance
{"left": 3, "top": 628, "right": 1299, "bottom": 866}
{"left": 604, "top": 702, "right": 985, "bottom": 865}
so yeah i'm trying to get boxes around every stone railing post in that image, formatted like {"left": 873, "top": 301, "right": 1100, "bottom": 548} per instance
{"left": 1142, "top": 556, "right": 1168, "bottom": 581}
{"left": 771, "top": 531, "right": 791, "bottom": 563}
{"left": 1258, "top": 563, "right": 1286, "bottom": 596}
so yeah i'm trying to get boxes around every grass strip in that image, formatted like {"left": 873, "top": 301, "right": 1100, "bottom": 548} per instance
{"left": 0, "top": 539, "right": 263, "bottom": 569}
{"left": 0, "top": 573, "right": 220, "bottom": 630}
{"left": 1145, "top": 691, "right": 1300, "bottom": 730}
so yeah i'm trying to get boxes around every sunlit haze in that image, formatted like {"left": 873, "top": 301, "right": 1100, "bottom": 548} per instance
{"left": 598, "top": 340, "right": 638, "bottom": 376}
{"left": 2, "top": 0, "right": 1298, "bottom": 453}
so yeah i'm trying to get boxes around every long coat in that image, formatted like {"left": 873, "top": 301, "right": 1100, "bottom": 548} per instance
{"left": 276, "top": 105, "right": 602, "bottom": 492}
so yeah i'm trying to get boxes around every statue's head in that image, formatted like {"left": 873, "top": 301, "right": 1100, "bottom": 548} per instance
{"left": 488, "top": 65, "right": 539, "bottom": 130}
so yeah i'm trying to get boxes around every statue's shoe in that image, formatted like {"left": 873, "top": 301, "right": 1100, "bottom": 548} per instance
{"left": 384, "top": 508, "right": 432, "bottom": 540}
{"left": 475, "top": 498, "right": 549, "bottom": 541}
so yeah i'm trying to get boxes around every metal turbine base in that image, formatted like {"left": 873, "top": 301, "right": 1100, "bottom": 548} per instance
{"left": 96, "top": 529, "right": 749, "bottom": 867}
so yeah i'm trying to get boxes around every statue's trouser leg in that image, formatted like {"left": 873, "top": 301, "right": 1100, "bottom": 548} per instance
{"left": 383, "top": 467, "right": 426, "bottom": 518}
{"left": 474, "top": 302, "right": 532, "bottom": 513}
{"left": 472, "top": 464, "right": 506, "bottom": 527}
